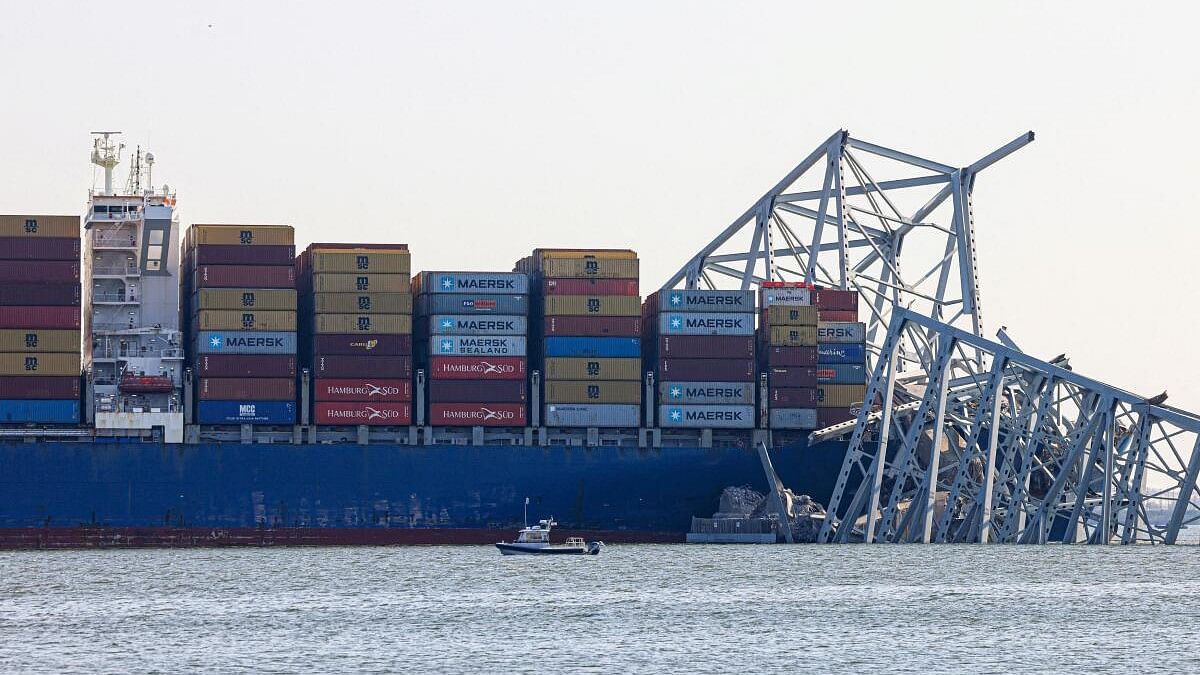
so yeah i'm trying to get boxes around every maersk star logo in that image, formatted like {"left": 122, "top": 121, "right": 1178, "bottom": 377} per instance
{"left": 440, "top": 318, "right": 454, "bottom": 331}
{"left": 440, "top": 276, "right": 454, "bottom": 290}
{"left": 439, "top": 339, "right": 454, "bottom": 353}
{"left": 669, "top": 292, "right": 683, "bottom": 306}
{"left": 209, "top": 335, "right": 223, "bottom": 349}
{"left": 669, "top": 408, "right": 683, "bottom": 422}
{"left": 669, "top": 316, "right": 683, "bottom": 331}
{"left": 668, "top": 385, "right": 683, "bottom": 399}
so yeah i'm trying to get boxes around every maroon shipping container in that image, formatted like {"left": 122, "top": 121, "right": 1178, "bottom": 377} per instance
{"left": 658, "top": 358, "right": 756, "bottom": 382}
{"left": 192, "top": 265, "right": 296, "bottom": 289}
{"left": 542, "top": 278, "right": 639, "bottom": 296}
{"left": 769, "top": 387, "right": 819, "bottom": 408}
{"left": 313, "top": 378, "right": 413, "bottom": 402}
{"left": 764, "top": 346, "right": 818, "bottom": 367}
{"left": 429, "top": 380, "right": 526, "bottom": 403}
{"left": 657, "top": 335, "right": 755, "bottom": 359}
{"left": 0, "top": 375, "right": 80, "bottom": 399}
{"left": 429, "top": 403, "right": 527, "bottom": 427}
{"left": 818, "top": 309, "right": 859, "bottom": 322}
{"left": 769, "top": 366, "right": 818, "bottom": 388}
{"left": 543, "top": 316, "right": 641, "bottom": 337}
{"left": 310, "top": 334, "right": 412, "bottom": 356}
{"left": 192, "top": 244, "right": 296, "bottom": 266}
{"left": 817, "top": 406, "right": 859, "bottom": 427}
{"left": 314, "top": 402, "right": 412, "bottom": 426}
{"left": 0, "top": 261, "right": 79, "bottom": 282}
{"left": 815, "top": 288, "right": 857, "bottom": 311}
{"left": 0, "top": 283, "right": 80, "bottom": 306}
{"left": 0, "top": 306, "right": 81, "bottom": 329}
{"left": 197, "top": 378, "right": 296, "bottom": 401}
{"left": 0, "top": 237, "right": 80, "bottom": 261}
{"left": 314, "top": 354, "right": 411, "bottom": 379}
{"left": 427, "top": 356, "right": 526, "bottom": 380}
{"left": 196, "top": 354, "right": 297, "bottom": 378}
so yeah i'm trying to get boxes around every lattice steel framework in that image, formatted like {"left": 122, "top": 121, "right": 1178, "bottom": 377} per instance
{"left": 818, "top": 309, "right": 1200, "bottom": 545}
{"left": 662, "top": 130, "right": 1034, "bottom": 376}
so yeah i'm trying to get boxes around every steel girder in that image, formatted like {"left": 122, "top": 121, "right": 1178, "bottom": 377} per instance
{"left": 661, "top": 130, "right": 1034, "bottom": 377}
{"left": 817, "top": 309, "right": 1200, "bottom": 545}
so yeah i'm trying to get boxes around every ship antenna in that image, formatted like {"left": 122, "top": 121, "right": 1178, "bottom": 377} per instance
{"left": 90, "top": 131, "right": 123, "bottom": 196}
{"left": 524, "top": 496, "right": 529, "bottom": 528}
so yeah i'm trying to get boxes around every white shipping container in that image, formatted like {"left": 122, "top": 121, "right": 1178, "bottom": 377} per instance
{"left": 658, "top": 312, "right": 755, "bottom": 336}
{"left": 659, "top": 404, "right": 755, "bottom": 429}
{"left": 760, "top": 288, "right": 812, "bottom": 307}
{"left": 543, "top": 404, "right": 640, "bottom": 427}
{"left": 770, "top": 407, "right": 818, "bottom": 429}
{"left": 817, "top": 321, "right": 866, "bottom": 344}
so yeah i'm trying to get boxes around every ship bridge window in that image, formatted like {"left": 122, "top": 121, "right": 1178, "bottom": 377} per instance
{"left": 149, "top": 230, "right": 164, "bottom": 245}
{"left": 93, "top": 205, "right": 109, "bottom": 214}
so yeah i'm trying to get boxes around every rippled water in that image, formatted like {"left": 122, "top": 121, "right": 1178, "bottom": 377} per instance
{"left": 2, "top": 545, "right": 1198, "bottom": 673}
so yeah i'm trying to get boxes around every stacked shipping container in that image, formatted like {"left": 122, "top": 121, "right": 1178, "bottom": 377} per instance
{"left": 814, "top": 288, "right": 868, "bottom": 428}
{"left": 759, "top": 283, "right": 819, "bottom": 429}
{"left": 644, "top": 289, "right": 757, "bottom": 429}
{"left": 183, "top": 225, "right": 298, "bottom": 425}
{"left": 414, "top": 271, "right": 529, "bottom": 426}
{"left": 0, "top": 215, "right": 82, "bottom": 423}
{"left": 297, "top": 243, "right": 414, "bottom": 426}
{"left": 516, "top": 249, "right": 642, "bottom": 427}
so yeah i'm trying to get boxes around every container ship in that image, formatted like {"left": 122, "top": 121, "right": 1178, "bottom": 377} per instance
{"left": 0, "top": 135, "right": 866, "bottom": 548}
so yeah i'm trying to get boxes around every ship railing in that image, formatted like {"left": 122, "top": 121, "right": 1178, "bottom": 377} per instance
{"left": 93, "top": 323, "right": 141, "bottom": 333}
{"left": 93, "top": 265, "right": 140, "bottom": 276}
{"left": 93, "top": 292, "right": 135, "bottom": 303}
{"left": 161, "top": 348, "right": 184, "bottom": 359}
{"left": 93, "top": 236, "right": 138, "bottom": 248}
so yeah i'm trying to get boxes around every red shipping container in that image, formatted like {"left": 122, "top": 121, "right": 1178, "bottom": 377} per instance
{"left": 543, "top": 316, "right": 641, "bottom": 337}
{"left": 429, "top": 380, "right": 526, "bottom": 403}
{"left": 192, "top": 244, "right": 296, "bottom": 266}
{"left": 314, "top": 378, "right": 412, "bottom": 402}
{"left": 192, "top": 265, "right": 296, "bottom": 289}
{"left": 197, "top": 378, "right": 296, "bottom": 401}
{"left": 313, "top": 354, "right": 411, "bottom": 378}
{"left": 542, "top": 278, "right": 639, "bottom": 296}
{"left": 0, "top": 237, "right": 80, "bottom": 260}
{"left": 658, "top": 358, "right": 756, "bottom": 382}
{"left": 769, "top": 387, "right": 819, "bottom": 407}
{"left": 769, "top": 366, "right": 817, "bottom": 388}
{"left": 196, "top": 354, "right": 296, "bottom": 378}
{"left": 429, "top": 403, "right": 527, "bottom": 427}
{"left": 427, "top": 356, "right": 526, "bottom": 380}
{"left": 0, "top": 283, "right": 80, "bottom": 306}
{"left": 0, "top": 375, "right": 80, "bottom": 399}
{"left": 815, "top": 288, "right": 857, "bottom": 311}
{"left": 310, "top": 334, "right": 412, "bottom": 356}
{"left": 0, "top": 261, "right": 79, "bottom": 282}
{"left": 817, "top": 406, "right": 860, "bottom": 428}
{"left": 764, "top": 346, "right": 818, "bottom": 367}
{"left": 657, "top": 335, "right": 755, "bottom": 359}
{"left": 314, "top": 402, "right": 412, "bottom": 426}
{"left": 0, "top": 306, "right": 81, "bottom": 329}
{"left": 818, "top": 309, "right": 859, "bottom": 322}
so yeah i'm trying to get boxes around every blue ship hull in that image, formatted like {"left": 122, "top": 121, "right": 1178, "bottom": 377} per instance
{"left": 0, "top": 439, "right": 851, "bottom": 547}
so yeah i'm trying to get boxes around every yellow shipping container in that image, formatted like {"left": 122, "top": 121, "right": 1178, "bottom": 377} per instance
{"left": 543, "top": 380, "right": 642, "bottom": 404}
{"left": 538, "top": 249, "right": 638, "bottom": 261}
{"left": 0, "top": 215, "right": 79, "bottom": 237}
{"left": 312, "top": 293, "right": 413, "bottom": 315}
{"left": 539, "top": 258, "right": 640, "bottom": 279}
{"left": 817, "top": 384, "right": 868, "bottom": 408}
{"left": 543, "top": 357, "right": 641, "bottom": 381}
{"left": 0, "top": 329, "right": 79, "bottom": 353}
{"left": 766, "top": 305, "right": 817, "bottom": 326}
{"left": 313, "top": 314, "right": 412, "bottom": 335}
{"left": 0, "top": 353, "right": 81, "bottom": 376}
{"left": 194, "top": 289, "right": 297, "bottom": 311}
{"left": 542, "top": 295, "right": 641, "bottom": 317}
{"left": 768, "top": 325, "right": 818, "bottom": 347}
{"left": 308, "top": 251, "right": 411, "bottom": 275}
{"left": 305, "top": 273, "right": 411, "bottom": 293}
{"left": 189, "top": 224, "right": 294, "bottom": 246}
{"left": 193, "top": 310, "right": 297, "bottom": 331}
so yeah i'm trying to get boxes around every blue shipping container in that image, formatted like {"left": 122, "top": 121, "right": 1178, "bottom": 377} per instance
{"left": 659, "top": 382, "right": 755, "bottom": 405}
{"left": 658, "top": 312, "right": 755, "bottom": 336}
{"left": 0, "top": 399, "right": 79, "bottom": 423}
{"left": 770, "top": 407, "right": 818, "bottom": 429}
{"left": 417, "top": 294, "right": 528, "bottom": 315}
{"left": 657, "top": 290, "right": 755, "bottom": 313}
{"left": 543, "top": 337, "right": 640, "bottom": 358}
{"left": 194, "top": 331, "right": 297, "bottom": 355}
{"left": 659, "top": 404, "right": 755, "bottom": 429}
{"left": 428, "top": 315, "right": 527, "bottom": 336}
{"left": 543, "top": 403, "right": 640, "bottom": 427}
{"left": 815, "top": 364, "right": 867, "bottom": 384}
{"left": 418, "top": 271, "right": 529, "bottom": 295}
{"left": 817, "top": 344, "right": 866, "bottom": 365}
{"left": 432, "top": 335, "right": 527, "bottom": 356}
{"left": 196, "top": 400, "right": 296, "bottom": 425}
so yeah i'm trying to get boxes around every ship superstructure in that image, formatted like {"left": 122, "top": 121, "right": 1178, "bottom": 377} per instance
{"left": 82, "top": 132, "right": 184, "bottom": 441}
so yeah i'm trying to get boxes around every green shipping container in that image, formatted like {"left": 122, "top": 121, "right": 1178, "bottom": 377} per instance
{"left": 543, "top": 357, "right": 641, "bottom": 381}
{"left": 311, "top": 292, "right": 413, "bottom": 315}
{"left": 194, "top": 289, "right": 297, "bottom": 311}
{"left": 312, "top": 314, "right": 412, "bottom": 334}
{"left": 543, "top": 380, "right": 641, "bottom": 404}
{"left": 816, "top": 384, "right": 868, "bottom": 408}
{"left": 193, "top": 310, "right": 298, "bottom": 331}
{"left": 542, "top": 295, "right": 641, "bottom": 317}
{"left": 304, "top": 273, "right": 411, "bottom": 293}
{"left": 765, "top": 305, "right": 817, "bottom": 326}
{"left": 767, "top": 325, "right": 817, "bottom": 347}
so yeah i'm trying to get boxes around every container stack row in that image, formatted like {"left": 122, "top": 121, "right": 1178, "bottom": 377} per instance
{"left": 414, "top": 271, "right": 529, "bottom": 426}
{"left": 760, "top": 283, "right": 819, "bottom": 429}
{"left": 183, "top": 224, "right": 298, "bottom": 425}
{"left": 644, "top": 289, "right": 757, "bottom": 429}
{"left": 0, "top": 215, "right": 82, "bottom": 423}
{"left": 297, "top": 244, "right": 414, "bottom": 426}
{"left": 516, "top": 249, "right": 642, "bottom": 427}
{"left": 813, "top": 288, "right": 867, "bottom": 428}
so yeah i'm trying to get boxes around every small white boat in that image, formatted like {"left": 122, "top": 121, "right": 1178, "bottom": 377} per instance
{"left": 496, "top": 511, "right": 603, "bottom": 556}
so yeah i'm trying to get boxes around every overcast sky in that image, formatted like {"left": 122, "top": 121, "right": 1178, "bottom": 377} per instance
{"left": 2, "top": 2, "right": 1198, "bottom": 410}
